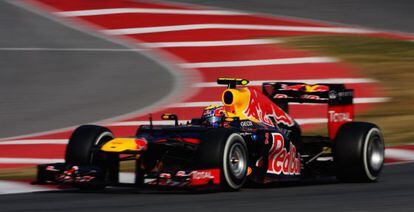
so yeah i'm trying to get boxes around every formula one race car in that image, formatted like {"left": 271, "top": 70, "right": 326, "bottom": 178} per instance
{"left": 35, "top": 78, "right": 385, "bottom": 191}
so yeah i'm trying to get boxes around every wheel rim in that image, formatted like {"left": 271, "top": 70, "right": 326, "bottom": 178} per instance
{"left": 367, "top": 134, "right": 384, "bottom": 173}
{"left": 228, "top": 143, "right": 247, "bottom": 180}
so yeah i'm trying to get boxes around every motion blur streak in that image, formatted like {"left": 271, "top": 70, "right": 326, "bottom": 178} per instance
{"left": 102, "top": 24, "right": 375, "bottom": 35}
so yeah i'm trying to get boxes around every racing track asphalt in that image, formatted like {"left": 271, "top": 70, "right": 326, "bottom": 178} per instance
{"left": 166, "top": 0, "right": 414, "bottom": 33}
{"left": 0, "top": 0, "right": 174, "bottom": 138}
{"left": 0, "top": 163, "right": 413, "bottom": 211}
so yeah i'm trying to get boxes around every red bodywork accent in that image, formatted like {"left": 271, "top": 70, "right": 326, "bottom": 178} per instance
{"left": 190, "top": 169, "right": 220, "bottom": 186}
{"left": 245, "top": 87, "right": 294, "bottom": 127}
{"left": 135, "top": 138, "right": 148, "bottom": 151}
{"left": 180, "top": 138, "right": 201, "bottom": 144}
{"left": 155, "top": 138, "right": 201, "bottom": 144}
{"left": 328, "top": 104, "right": 354, "bottom": 139}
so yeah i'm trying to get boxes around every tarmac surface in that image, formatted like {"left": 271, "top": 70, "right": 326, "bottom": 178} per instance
{"left": 0, "top": 163, "right": 413, "bottom": 211}
{"left": 166, "top": 0, "right": 414, "bottom": 33}
{"left": 0, "top": 0, "right": 174, "bottom": 138}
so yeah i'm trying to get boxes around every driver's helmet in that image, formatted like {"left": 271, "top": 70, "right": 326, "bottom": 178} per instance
{"left": 201, "top": 105, "right": 225, "bottom": 127}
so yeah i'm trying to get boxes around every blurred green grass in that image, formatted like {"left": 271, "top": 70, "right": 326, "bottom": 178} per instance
{"left": 282, "top": 35, "right": 414, "bottom": 145}
{"left": 0, "top": 167, "right": 36, "bottom": 180}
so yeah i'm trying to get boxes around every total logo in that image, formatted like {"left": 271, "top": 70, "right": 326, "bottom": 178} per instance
{"left": 267, "top": 133, "right": 301, "bottom": 175}
{"left": 191, "top": 170, "right": 214, "bottom": 180}
{"left": 328, "top": 111, "right": 352, "bottom": 122}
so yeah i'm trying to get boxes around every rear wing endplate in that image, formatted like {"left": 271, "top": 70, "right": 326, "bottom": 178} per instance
{"left": 262, "top": 82, "right": 354, "bottom": 139}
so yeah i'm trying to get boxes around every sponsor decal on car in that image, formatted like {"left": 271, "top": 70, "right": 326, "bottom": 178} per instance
{"left": 327, "top": 104, "right": 354, "bottom": 139}
{"left": 75, "top": 175, "right": 95, "bottom": 183}
{"left": 240, "top": 120, "right": 254, "bottom": 127}
{"left": 280, "top": 84, "right": 304, "bottom": 91}
{"left": 190, "top": 169, "right": 220, "bottom": 186}
{"left": 267, "top": 133, "right": 301, "bottom": 175}
{"left": 175, "top": 171, "right": 189, "bottom": 177}
{"left": 245, "top": 88, "right": 294, "bottom": 127}
{"left": 280, "top": 84, "right": 329, "bottom": 92}
{"left": 328, "top": 111, "right": 352, "bottom": 123}
{"left": 273, "top": 94, "right": 289, "bottom": 99}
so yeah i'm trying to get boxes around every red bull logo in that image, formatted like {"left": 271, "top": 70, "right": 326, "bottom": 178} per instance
{"left": 244, "top": 88, "right": 294, "bottom": 127}
{"left": 267, "top": 133, "right": 301, "bottom": 175}
{"left": 280, "top": 84, "right": 304, "bottom": 91}
{"left": 280, "top": 83, "right": 329, "bottom": 92}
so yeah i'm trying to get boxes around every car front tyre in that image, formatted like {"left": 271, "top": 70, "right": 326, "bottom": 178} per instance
{"left": 222, "top": 133, "right": 248, "bottom": 190}
{"left": 65, "top": 125, "right": 119, "bottom": 189}
{"left": 197, "top": 129, "right": 248, "bottom": 191}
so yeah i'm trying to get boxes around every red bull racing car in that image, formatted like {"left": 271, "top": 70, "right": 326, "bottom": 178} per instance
{"left": 35, "top": 78, "right": 385, "bottom": 191}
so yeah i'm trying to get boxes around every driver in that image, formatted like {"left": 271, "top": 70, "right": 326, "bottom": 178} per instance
{"left": 201, "top": 105, "right": 226, "bottom": 127}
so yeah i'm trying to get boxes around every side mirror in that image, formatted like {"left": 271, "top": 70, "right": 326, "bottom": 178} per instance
{"left": 161, "top": 114, "right": 179, "bottom": 126}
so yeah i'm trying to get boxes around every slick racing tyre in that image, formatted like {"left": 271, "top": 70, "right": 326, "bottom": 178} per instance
{"left": 197, "top": 128, "right": 248, "bottom": 191}
{"left": 66, "top": 125, "right": 119, "bottom": 187}
{"left": 334, "top": 122, "right": 385, "bottom": 182}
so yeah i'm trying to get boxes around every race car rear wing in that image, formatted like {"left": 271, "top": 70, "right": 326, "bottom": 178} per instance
{"left": 262, "top": 82, "right": 354, "bottom": 139}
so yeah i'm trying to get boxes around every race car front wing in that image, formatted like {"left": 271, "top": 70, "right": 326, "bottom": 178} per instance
{"left": 34, "top": 163, "right": 221, "bottom": 189}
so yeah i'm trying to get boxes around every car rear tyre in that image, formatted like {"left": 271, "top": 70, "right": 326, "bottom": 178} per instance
{"left": 197, "top": 128, "right": 248, "bottom": 191}
{"left": 334, "top": 122, "right": 384, "bottom": 182}
{"left": 65, "top": 125, "right": 119, "bottom": 189}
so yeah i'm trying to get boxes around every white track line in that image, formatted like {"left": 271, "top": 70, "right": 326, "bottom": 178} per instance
{"left": 142, "top": 38, "right": 280, "bottom": 48}
{"left": 194, "top": 78, "right": 377, "bottom": 87}
{"left": 354, "top": 97, "right": 390, "bottom": 104}
{"left": 0, "top": 181, "right": 56, "bottom": 195}
{"left": 0, "top": 48, "right": 145, "bottom": 52}
{"left": 0, "top": 139, "right": 67, "bottom": 145}
{"left": 385, "top": 160, "right": 414, "bottom": 166}
{"left": 296, "top": 118, "right": 327, "bottom": 125}
{"left": 180, "top": 57, "right": 338, "bottom": 68}
{"left": 0, "top": 158, "right": 64, "bottom": 164}
{"left": 55, "top": 8, "right": 247, "bottom": 17}
{"left": 102, "top": 24, "right": 375, "bottom": 35}
{"left": 385, "top": 149, "right": 414, "bottom": 161}
{"left": 119, "top": 172, "right": 135, "bottom": 184}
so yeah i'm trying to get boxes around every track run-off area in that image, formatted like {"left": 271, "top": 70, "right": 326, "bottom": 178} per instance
{"left": 1, "top": 0, "right": 414, "bottom": 194}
